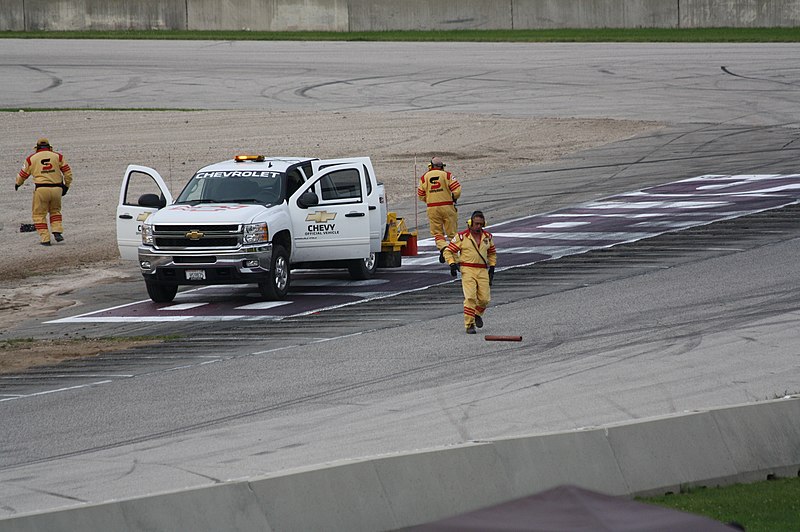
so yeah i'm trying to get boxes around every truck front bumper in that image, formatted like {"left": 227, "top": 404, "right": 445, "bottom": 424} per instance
{"left": 138, "top": 243, "right": 274, "bottom": 285}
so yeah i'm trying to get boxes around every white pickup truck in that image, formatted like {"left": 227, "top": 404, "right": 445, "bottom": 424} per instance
{"left": 116, "top": 154, "right": 401, "bottom": 303}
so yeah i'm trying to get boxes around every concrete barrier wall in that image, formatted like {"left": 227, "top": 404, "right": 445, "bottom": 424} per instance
{"left": 0, "top": 0, "right": 24, "bottom": 32}
{"left": 20, "top": 0, "right": 187, "bottom": 31}
{"left": 682, "top": 0, "right": 800, "bottom": 27}
{"left": 2, "top": 397, "right": 798, "bottom": 532}
{"left": 188, "top": 0, "right": 348, "bottom": 32}
{"left": 347, "top": 0, "right": 513, "bottom": 31}
{"left": 513, "top": 0, "right": 679, "bottom": 29}
{"left": 1, "top": 0, "right": 799, "bottom": 31}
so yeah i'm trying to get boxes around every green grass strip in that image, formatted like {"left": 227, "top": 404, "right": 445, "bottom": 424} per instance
{"left": 640, "top": 476, "right": 800, "bottom": 531}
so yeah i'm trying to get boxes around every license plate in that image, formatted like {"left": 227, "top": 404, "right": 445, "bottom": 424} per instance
{"left": 186, "top": 269, "right": 206, "bottom": 281}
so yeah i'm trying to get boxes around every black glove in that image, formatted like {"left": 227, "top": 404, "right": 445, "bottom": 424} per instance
{"left": 61, "top": 185, "right": 68, "bottom": 196}
{"left": 450, "top": 263, "right": 459, "bottom": 277}
{"left": 488, "top": 266, "right": 495, "bottom": 285}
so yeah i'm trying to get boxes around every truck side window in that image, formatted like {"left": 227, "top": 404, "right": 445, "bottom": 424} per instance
{"left": 320, "top": 169, "right": 362, "bottom": 201}
{"left": 363, "top": 164, "right": 373, "bottom": 195}
{"left": 286, "top": 169, "right": 304, "bottom": 198}
{"left": 125, "top": 170, "right": 165, "bottom": 206}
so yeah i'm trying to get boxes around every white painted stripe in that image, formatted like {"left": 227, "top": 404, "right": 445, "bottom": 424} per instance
{"left": 0, "top": 374, "right": 133, "bottom": 379}
{"left": 545, "top": 210, "right": 752, "bottom": 219}
{"left": 582, "top": 200, "right": 729, "bottom": 209}
{"left": 48, "top": 316, "right": 198, "bottom": 323}
{"left": 492, "top": 231, "right": 654, "bottom": 240}
{"left": 159, "top": 302, "right": 208, "bottom": 311}
{"left": 235, "top": 301, "right": 293, "bottom": 310}
{"left": 532, "top": 246, "right": 595, "bottom": 257}
{"left": 500, "top": 247, "right": 566, "bottom": 254}
{"left": 400, "top": 256, "right": 445, "bottom": 266}
{"left": 292, "top": 278, "right": 389, "bottom": 287}
{"left": 538, "top": 221, "right": 589, "bottom": 228}
{"left": 0, "top": 380, "right": 113, "bottom": 402}
{"left": 631, "top": 220, "right": 706, "bottom": 228}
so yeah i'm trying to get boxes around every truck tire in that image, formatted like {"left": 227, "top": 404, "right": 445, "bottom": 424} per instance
{"left": 259, "top": 245, "right": 290, "bottom": 300}
{"left": 145, "top": 279, "right": 178, "bottom": 303}
{"left": 348, "top": 252, "right": 377, "bottom": 280}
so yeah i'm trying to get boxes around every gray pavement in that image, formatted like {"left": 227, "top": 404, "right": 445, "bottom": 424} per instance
{"left": 3, "top": 40, "right": 800, "bottom": 125}
{"left": 1, "top": 41, "right": 799, "bottom": 520}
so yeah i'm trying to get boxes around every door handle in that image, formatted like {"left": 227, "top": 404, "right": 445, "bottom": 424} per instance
{"left": 119, "top": 214, "right": 133, "bottom": 219}
{"left": 345, "top": 212, "right": 366, "bottom": 217}
{"left": 369, "top": 205, "right": 376, "bottom": 210}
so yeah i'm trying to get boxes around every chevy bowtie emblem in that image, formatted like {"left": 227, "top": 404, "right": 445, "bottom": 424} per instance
{"left": 185, "top": 229, "right": 205, "bottom": 240}
{"left": 306, "top": 211, "right": 337, "bottom": 223}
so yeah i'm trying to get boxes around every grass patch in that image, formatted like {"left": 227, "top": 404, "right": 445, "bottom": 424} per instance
{"left": 640, "top": 476, "right": 800, "bottom": 531}
{"left": 1, "top": 28, "right": 799, "bottom": 42}
{"left": 0, "top": 336, "right": 181, "bottom": 374}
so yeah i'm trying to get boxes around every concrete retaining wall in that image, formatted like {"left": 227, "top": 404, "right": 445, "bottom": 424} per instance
{"left": 188, "top": 0, "right": 349, "bottom": 32}
{"left": 681, "top": 0, "right": 800, "bottom": 27}
{"left": 1, "top": 397, "right": 798, "bottom": 531}
{"left": 513, "top": 0, "right": 680, "bottom": 29}
{"left": 2, "top": 0, "right": 799, "bottom": 31}
{"left": 347, "top": 0, "right": 513, "bottom": 31}
{"left": 19, "top": 0, "right": 187, "bottom": 31}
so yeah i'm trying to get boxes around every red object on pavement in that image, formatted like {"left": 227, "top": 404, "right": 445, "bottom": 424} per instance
{"left": 485, "top": 335, "right": 522, "bottom": 342}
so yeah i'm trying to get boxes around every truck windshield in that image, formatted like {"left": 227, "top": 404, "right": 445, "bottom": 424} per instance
{"left": 174, "top": 172, "right": 285, "bottom": 205}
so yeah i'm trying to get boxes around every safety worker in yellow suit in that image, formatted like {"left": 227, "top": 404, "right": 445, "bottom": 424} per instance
{"left": 417, "top": 156, "right": 461, "bottom": 263}
{"left": 15, "top": 138, "right": 73, "bottom": 246}
{"left": 444, "top": 210, "right": 497, "bottom": 334}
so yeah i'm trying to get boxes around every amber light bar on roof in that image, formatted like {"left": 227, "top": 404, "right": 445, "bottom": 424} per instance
{"left": 234, "top": 154, "right": 266, "bottom": 162}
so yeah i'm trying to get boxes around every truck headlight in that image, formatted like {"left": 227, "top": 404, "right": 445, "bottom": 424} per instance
{"left": 142, "top": 222, "right": 155, "bottom": 245}
{"left": 243, "top": 222, "right": 268, "bottom": 244}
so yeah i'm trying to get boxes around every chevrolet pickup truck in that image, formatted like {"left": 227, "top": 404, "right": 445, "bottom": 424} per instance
{"left": 116, "top": 154, "right": 400, "bottom": 303}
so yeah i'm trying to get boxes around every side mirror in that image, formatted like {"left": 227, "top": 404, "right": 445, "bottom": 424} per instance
{"left": 297, "top": 191, "right": 319, "bottom": 208}
{"left": 139, "top": 193, "right": 166, "bottom": 208}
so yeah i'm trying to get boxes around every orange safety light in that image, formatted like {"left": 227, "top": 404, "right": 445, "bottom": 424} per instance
{"left": 234, "top": 154, "right": 266, "bottom": 162}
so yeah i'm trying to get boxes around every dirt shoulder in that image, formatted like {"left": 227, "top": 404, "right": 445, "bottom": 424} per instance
{"left": 0, "top": 110, "right": 662, "bottom": 371}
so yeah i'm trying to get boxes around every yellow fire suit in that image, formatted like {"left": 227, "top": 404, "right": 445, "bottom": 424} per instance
{"left": 444, "top": 228, "right": 497, "bottom": 330}
{"left": 16, "top": 148, "right": 73, "bottom": 244}
{"left": 417, "top": 168, "right": 461, "bottom": 253}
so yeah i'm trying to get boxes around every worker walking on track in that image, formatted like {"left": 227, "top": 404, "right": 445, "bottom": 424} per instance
{"left": 417, "top": 156, "right": 461, "bottom": 263}
{"left": 15, "top": 138, "right": 73, "bottom": 246}
{"left": 444, "top": 210, "right": 496, "bottom": 334}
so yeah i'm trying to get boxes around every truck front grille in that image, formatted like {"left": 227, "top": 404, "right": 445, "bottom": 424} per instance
{"left": 155, "top": 237, "right": 239, "bottom": 248}
{"left": 152, "top": 225, "right": 241, "bottom": 250}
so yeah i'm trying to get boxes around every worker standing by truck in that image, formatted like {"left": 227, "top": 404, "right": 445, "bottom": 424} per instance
{"left": 417, "top": 156, "right": 461, "bottom": 263}
{"left": 15, "top": 138, "right": 73, "bottom": 246}
{"left": 444, "top": 210, "right": 496, "bottom": 334}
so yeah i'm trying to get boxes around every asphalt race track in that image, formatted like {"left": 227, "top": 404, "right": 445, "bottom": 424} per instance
{"left": 49, "top": 173, "right": 800, "bottom": 324}
{"left": 1, "top": 41, "right": 800, "bottom": 518}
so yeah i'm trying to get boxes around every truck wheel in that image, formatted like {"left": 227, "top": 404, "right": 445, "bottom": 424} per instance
{"left": 259, "top": 245, "right": 290, "bottom": 300}
{"left": 348, "top": 252, "right": 377, "bottom": 280}
{"left": 145, "top": 279, "right": 178, "bottom": 303}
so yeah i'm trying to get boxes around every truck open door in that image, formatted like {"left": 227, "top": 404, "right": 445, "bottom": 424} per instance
{"left": 116, "top": 165, "right": 173, "bottom": 260}
{"left": 290, "top": 162, "right": 371, "bottom": 262}
{"left": 312, "top": 157, "right": 385, "bottom": 253}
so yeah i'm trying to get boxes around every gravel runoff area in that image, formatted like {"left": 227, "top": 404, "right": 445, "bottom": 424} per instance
{"left": 0, "top": 110, "right": 661, "bottom": 370}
